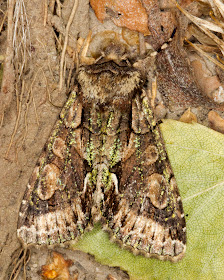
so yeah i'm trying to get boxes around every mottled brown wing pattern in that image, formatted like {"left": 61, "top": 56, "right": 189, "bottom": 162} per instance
{"left": 105, "top": 93, "right": 186, "bottom": 261}
{"left": 17, "top": 91, "right": 91, "bottom": 245}
{"left": 17, "top": 61, "right": 186, "bottom": 262}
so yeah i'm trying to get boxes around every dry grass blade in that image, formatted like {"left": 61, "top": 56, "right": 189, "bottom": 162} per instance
{"left": 176, "top": 2, "right": 224, "bottom": 33}
{"left": 13, "top": 0, "right": 31, "bottom": 78}
{"left": 213, "top": 0, "right": 224, "bottom": 18}
{"left": 185, "top": 38, "right": 224, "bottom": 70}
{"left": 209, "top": 11, "right": 224, "bottom": 29}
{"left": 207, "top": 0, "right": 220, "bottom": 16}
{"left": 174, "top": 1, "right": 224, "bottom": 56}
{"left": 0, "top": 10, "right": 7, "bottom": 33}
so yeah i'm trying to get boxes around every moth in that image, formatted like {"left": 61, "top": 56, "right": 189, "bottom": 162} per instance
{"left": 17, "top": 55, "right": 186, "bottom": 262}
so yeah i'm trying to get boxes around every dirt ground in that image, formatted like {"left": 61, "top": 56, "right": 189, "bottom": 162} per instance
{"left": 1, "top": 0, "right": 224, "bottom": 279}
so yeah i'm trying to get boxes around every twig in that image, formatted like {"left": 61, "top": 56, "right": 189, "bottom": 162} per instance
{"left": 59, "top": 0, "right": 79, "bottom": 90}
{"left": 13, "top": 0, "right": 31, "bottom": 74}
{"left": 5, "top": 80, "right": 25, "bottom": 158}
{"left": 0, "top": 110, "right": 4, "bottom": 127}
{"left": 22, "top": 82, "right": 32, "bottom": 146}
{"left": 9, "top": 247, "right": 30, "bottom": 280}
{"left": 67, "top": 51, "right": 76, "bottom": 88}
{"left": 49, "top": 0, "right": 56, "bottom": 13}
{"left": 56, "top": 0, "right": 62, "bottom": 17}
{"left": 0, "top": 10, "right": 7, "bottom": 33}
{"left": 43, "top": 0, "right": 48, "bottom": 26}
{"left": 32, "top": 95, "right": 39, "bottom": 126}
{"left": 151, "top": 77, "right": 157, "bottom": 108}
{"left": 9, "top": 248, "right": 24, "bottom": 280}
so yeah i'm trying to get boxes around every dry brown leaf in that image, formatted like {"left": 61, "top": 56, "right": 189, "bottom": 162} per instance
{"left": 41, "top": 252, "right": 74, "bottom": 280}
{"left": 179, "top": 108, "right": 197, "bottom": 123}
{"left": 90, "top": 0, "right": 150, "bottom": 35}
{"left": 208, "top": 110, "right": 224, "bottom": 133}
{"left": 190, "top": 57, "right": 224, "bottom": 103}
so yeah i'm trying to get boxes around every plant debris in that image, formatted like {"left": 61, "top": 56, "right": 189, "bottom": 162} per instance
{"left": 90, "top": 0, "right": 150, "bottom": 35}
{"left": 179, "top": 108, "right": 198, "bottom": 123}
{"left": 208, "top": 110, "right": 224, "bottom": 134}
{"left": 41, "top": 252, "right": 76, "bottom": 280}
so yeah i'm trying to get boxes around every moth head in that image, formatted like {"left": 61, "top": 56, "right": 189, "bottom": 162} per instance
{"left": 77, "top": 62, "right": 143, "bottom": 109}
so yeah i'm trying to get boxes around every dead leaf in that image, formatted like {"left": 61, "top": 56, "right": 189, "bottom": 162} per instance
{"left": 208, "top": 110, "right": 224, "bottom": 133}
{"left": 41, "top": 252, "right": 74, "bottom": 280}
{"left": 179, "top": 108, "right": 197, "bottom": 123}
{"left": 190, "top": 57, "right": 224, "bottom": 103}
{"left": 90, "top": 0, "right": 150, "bottom": 35}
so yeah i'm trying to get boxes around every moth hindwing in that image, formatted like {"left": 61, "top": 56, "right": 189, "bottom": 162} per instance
{"left": 17, "top": 61, "right": 186, "bottom": 261}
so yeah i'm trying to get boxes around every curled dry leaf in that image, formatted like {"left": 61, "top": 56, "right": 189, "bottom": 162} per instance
{"left": 41, "top": 252, "right": 74, "bottom": 280}
{"left": 208, "top": 110, "right": 224, "bottom": 134}
{"left": 179, "top": 108, "right": 197, "bottom": 123}
{"left": 90, "top": 0, "right": 150, "bottom": 35}
{"left": 190, "top": 58, "right": 224, "bottom": 103}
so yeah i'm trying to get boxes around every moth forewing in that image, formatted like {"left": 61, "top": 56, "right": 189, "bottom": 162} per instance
{"left": 17, "top": 60, "right": 186, "bottom": 262}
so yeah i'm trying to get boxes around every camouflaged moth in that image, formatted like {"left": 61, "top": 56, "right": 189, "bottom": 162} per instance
{"left": 17, "top": 57, "right": 186, "bottom": 262}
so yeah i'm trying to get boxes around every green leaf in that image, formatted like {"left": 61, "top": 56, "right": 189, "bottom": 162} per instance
{"left": 73, "top": 119, "right": 224, "bottom": 280}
